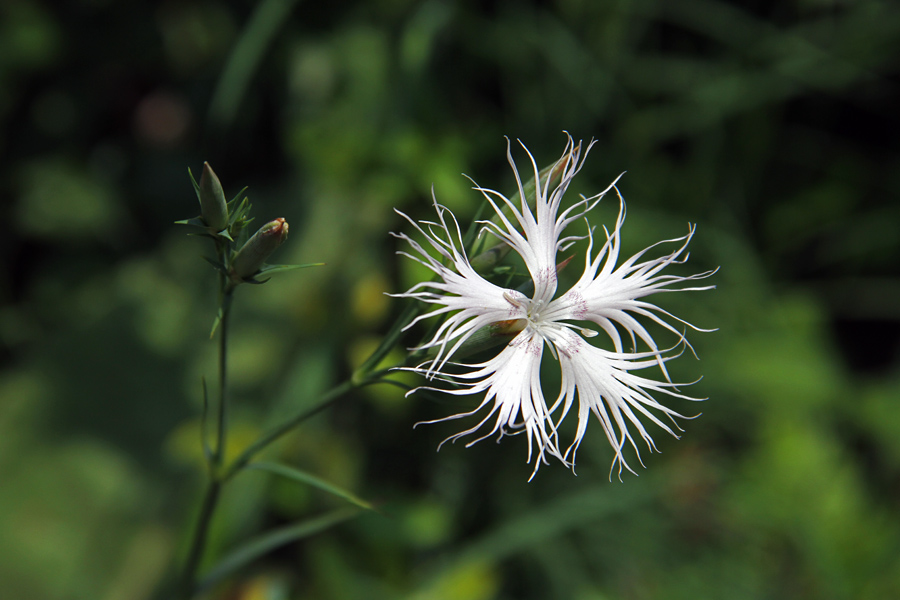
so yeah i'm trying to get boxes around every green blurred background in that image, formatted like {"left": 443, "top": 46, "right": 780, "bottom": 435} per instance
{"left": 1, "top": 0, "right": 899, "bottom": 598}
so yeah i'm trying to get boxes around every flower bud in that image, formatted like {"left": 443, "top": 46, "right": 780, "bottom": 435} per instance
{"left": 230, "top": 218, "right": 289, "bottom": 282}
{"left": 199, "top": 162, "right": 228, "bottom": 233}
{"left": 470, "top": 241, "right": 512, "bottom": 273}
{"left": 420, "top": 318, "right": 525, "bottom": 363}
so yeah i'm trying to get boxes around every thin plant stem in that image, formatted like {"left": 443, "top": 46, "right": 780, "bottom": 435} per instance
{"left": 175, "top": 479, "right": 221, "bottom": 599}
{"left": 224, "top": 378, "right": 353, "bottom": 480}
{"left": 352, "top": 301, "right": 418, "bottom": 383}
{"left": 224, "top": 367, "right": 397, "bottom": 480}
{"left": 214, "top": 289, "right": 233, "bottom": 469}
{"left": 176, "top": 243, "right": 232, "bottom": 600}
{"left": 174, "top": 236, "right": 403, "bottom": 598}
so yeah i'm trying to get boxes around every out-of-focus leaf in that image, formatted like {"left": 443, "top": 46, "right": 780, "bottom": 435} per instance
{"left": 208, "top": 0, "right": 300, "bottom": 128}
{"left": 248, "top": 461, "right": 374, "bottom": 510}
{"left": 197, "top": 507, "right": 361, "bottom": 593}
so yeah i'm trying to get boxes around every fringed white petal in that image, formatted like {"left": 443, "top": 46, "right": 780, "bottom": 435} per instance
{"left": 552, "top": 329, "right": 703, "bottom": 479}
{"left": 410, "top": 331, "right": 567, "bottom": 480}
{"left": 391, "top": 135, "right": 714, "bottom": 479}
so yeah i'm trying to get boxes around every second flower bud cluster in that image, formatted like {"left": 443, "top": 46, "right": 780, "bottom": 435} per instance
{"left": 180, "top": 162, "right": 290, "bottom": 288}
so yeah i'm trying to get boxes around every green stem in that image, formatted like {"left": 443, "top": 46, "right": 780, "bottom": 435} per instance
{"left": 176, "top": 480, "right": 221, "bottom": 599}
{"left": 177, "top": 370, "right": 391, "bottom": 596}
{"left": 214, "top": 289, "right": 233, "bottom": 468}
{"left": 223, "top": 378, "right": 357, "bottom": 480}
{"left": 353, "top": 301, "right": 418, "bottom": 383}
{"left": 177, "top": 245, "right": 233, "bottom": 600}
{"left": 222, "top": 367, "right": 396, "bottom": 481}
{"left": 175, "top": 228, "right": 402, "bottom": 597}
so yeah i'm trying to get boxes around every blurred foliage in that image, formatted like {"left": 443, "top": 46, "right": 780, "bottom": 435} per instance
{"left": 1, "top": 0, "right": 899, "bottom": 599}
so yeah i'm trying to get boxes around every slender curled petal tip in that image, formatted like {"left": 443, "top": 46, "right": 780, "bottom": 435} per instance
{"left": 393, "top": 134, "right": 715, "bottom": 479}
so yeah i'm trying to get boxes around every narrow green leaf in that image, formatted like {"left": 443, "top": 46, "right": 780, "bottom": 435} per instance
{"left": 249, "top": 461, "right": 374, "bottom": 510}
{"left": 226, "top": 186, "right": 249, "bottom": 209}
{"left": 208, "top": 291, "right": 233, "bottom": 339}
{"left": 175, "top": 216, "right": 207, "bottom": 228}
{"left": 208, "top": 0, "right": 300, "bottom": 129}
{"left": 460, "top": 197, "right": 490, "bottom": 254}
{"left": 256, "top": 262, "right": 326, "bottom": 275}
{"left": 188, "top": 167, "right": 202, "bottom": 201}
{"left": 209, "top": 308, "right": 223, "bottom": 339}
{"left": 196, "top": 507, "right": 360, "bottom": 593}
{"left": 202, "top": 256, "right": 227, "bottom": 273}
{"left": 458, "top": 483, "right": 650, "bottom": 564}
{"left": 412, "top": 482, "right": 655, "bottom": 597}
{"left": 228, "top": 194, "right": 252, "bottom": 227}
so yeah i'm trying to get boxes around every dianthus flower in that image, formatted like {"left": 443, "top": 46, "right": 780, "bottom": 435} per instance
{"left": 393, "top": 135, "right": 715, "bottom": 479}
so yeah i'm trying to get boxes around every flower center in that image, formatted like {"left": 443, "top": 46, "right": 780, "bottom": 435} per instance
{"left": 503, "top": 291, "right": 550, "bottom": 328}
{"left": 502, "top": 290, "right": 599, "bottom": 358}
{"left": 503, "top": 290, "right": 564, "bottom": 358}
{"left": 525, "top": 297, "right": 548, "bottom": 326}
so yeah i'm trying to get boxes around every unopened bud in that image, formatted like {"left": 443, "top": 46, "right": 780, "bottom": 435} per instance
{"left": 421, "top": 318, "right": 525, "bottom": 363}
{"left": 230, "top": 218, "right": 289, "bottom": 282}
{"left": 470, "top": 241, "right": 512, "bottom": 273}
{"left": 200, "top": 162, "right": 228, "bottom": 233}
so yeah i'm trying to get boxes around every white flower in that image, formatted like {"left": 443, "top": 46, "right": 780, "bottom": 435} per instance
{"left": 392, "top": 135, "right": 715, "bottom": 480}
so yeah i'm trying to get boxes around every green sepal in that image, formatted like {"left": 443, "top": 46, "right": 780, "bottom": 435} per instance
{"left": 248, "top": 461, "right": 374, "bottom": 511}
{"left": 195, "top": 507, "right": 361, "bottom": 595}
